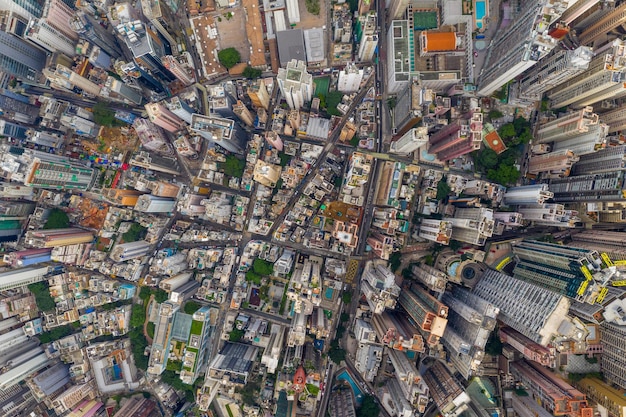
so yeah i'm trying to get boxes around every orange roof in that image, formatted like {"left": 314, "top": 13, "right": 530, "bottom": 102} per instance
{"left": 483, "top": 130, "right": 507, "bottom": 154}
{"left": 424, "top": 32, "right": 457, "bottom": 52}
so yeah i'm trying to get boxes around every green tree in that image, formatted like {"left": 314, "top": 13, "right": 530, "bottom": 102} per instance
{"left": 129, "top": 328, "right": 149, "bottom": 370}
{"left": 28, "top": 282, "right": 56, "bottom": 312}
{"left": 477, "top": 149, "right": 499, "bottom": 170}
{"left": 487, "top": 164, "right": 520, "bottom": 186}
{"left": 139, "top": 286, "right": 152, "bottom": 301}
{"left": 122, "top": 223, "right": 147, "bottom": 242}
{"left": 44, "top": 208, "right": 70, "bottom": 229}
{"left": 218, "top": 47, "right": 241, "bottom": 69}
{"left": 436, "top": 178, "right": 451, "bottom": 200}
{"left": 513, "top": 116, "right": 531, "bottom": 136}
{"left": 278, "top": 152, "right": 291, "bottom": 167}
{"left": 499, "top": 123, "right": 516, "bottom": 139}
{"left": 184, "top": 301, "right": 201, "bottom": 315}
{"left": 245, "top": 270, "right": 262, "bottom": 285}
{"left": 130, "top": 304, "right": 146, "bottom": 328}
{"left": 357, "top": 395, "right": 380, "bottom": 417}
{"left": 326, "top": 91, "right": 343, "bottom": 116}
{"left": 253, "top": 258, "right": 274, "bottom": 275}
{"left": 341, "top": 291, "right": 352, "bottom": 304}
{"left": 305, "top": 0, "right": 320, "bottom": 14}
{"left": 154, "top": 289, "right": 168, "bottom": 303}
{"left": 488, "top": 110, "right": 503, "bottom": 119}
{"left": 317, "top": 93, "right": 327, "bottom": 109}
{"left": 229, "top": 328, "right": 244, "bottom": 342}
{"left": 349, "top": 135, "right": 360, "bottom": 147}
{"left": 328, "top": 340, "right": 346, "bottom": 364}
{"left": 517, "top": 127, "right": 533, "bottom": 144}
{"left": 223, "top": 155, "right": 245, "bottom": 177}
{"left": 389, "top": 251, "right": 402, "bottom": 272}
{"left": 38, "top": 326, "right": 74, "bottom": 344}
{"left": 146, "top": 322, "right": 155, "bottom": 338}
{"left": 237, "top": 380, "right": 260, "bottom": 406}
{"left": 242, "top": 66, "right": 262, "bottom": 78}
{"left": 93, "top": 101, "right": 118, "bottom": 127}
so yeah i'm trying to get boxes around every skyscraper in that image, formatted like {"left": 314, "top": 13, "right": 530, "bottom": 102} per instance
{"left": 0, "top": 266, "right": 50, "bottom": 291}
{"left": 190, "top": 114, "right": 243, "bottom": 154}
{"left": 503, "top": 184, "right": 554, "bottom": 206}
{"left": 356, "top": 12, "right": 378, "bottom": 62}
{"left": 516, "top": 46, "right": 593, "bottom": 102}
{"left": 276, "top": 60, "right": 313, "bottom": 110}
{"left": 511, "top": 240, "right": 603, "bottom": 301}
{"left": 509, "top": 360, "right": 593, "bottom": 417}
{"left": 145, "top": 102, "right": 186, "bottom": 133}
{"left": 549, "top": 171, "right": 626, "bottom": 203}
{"left": 110, "top": 241, "right": 151, "bottom": 262}
{"left": 390, "top": 127, "right": 429, "bottom": 154}
{"left": 477, "top": 0, "right": 571, "bottom": 96}
{"left": 24, "top": 228, "right": 94, "bottom": 248}
{"left": 548, "top": 40, "right": 626, "bottom": 109}
{"left": 527, "top": 149, "right": 579, "bottom": 178}
{"left": 0, "top": 31, "right": 46, "bottom": 81}
{"left": 445, "top": 207, "right": 494, "bottom": 246}
{"left": 70, "top": 12, "right": 123, "bottom": 58}
{"left": 571, "top": 145, "right": 626, "bottom": 175}
{"left": 386, "top": 20, "right": 413, "bottom": 94}
{"left": 472, "top": 269, "right": 570, "bottom": 345}
{"left": 232, "top": 100, "right": 254, "bottom": 127}
{"left": 397, "top": 283, "right": 448, "bottom": 346}
{"left": 337, "top": 62, "right": 364, "bottom": 93}
{"left": 247, "top": 79, "right": 270, "bottom": 110}
{"left": 422, "top": 361, "right": 470, "bottom": 417}
{"left": 599, "top": 321, "right": 626, "bottom": 389}
{"left": 134, "top": 195, "right": 176, "bottom": 213}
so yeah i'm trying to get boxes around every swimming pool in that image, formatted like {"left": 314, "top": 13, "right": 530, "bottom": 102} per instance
{"left": 336, "top": 370, "right": 364, "bottom": 405}
{"left": 475, "top": 0, "right": 486, "bottom": 29}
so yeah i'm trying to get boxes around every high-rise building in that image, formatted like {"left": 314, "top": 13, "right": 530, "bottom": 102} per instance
{"left": 549, "top": 171, "right": 626, "bottom": 203}
{"left": 600, "top": 321, "right": 626, "bottom": 389}
{"left": 390, "top": 127, "right": 429, "bottom": 154}
{"left": 422, "top": 361, "right": 470, "bottom": 417}
{"left": 116, "top": 19, "right": 175, "bottom": 82}
{"left": 509, "top": 360, "right": 593, "bottom": 417}
{"left": 140, "top": 0, "right": 176, "bottom": 48}
{"left": 276, "top": 60, "right": 313, "bottom": 110}
{"left": 477, "top": 0, "right": 571, "bottom": 96}
{"left": 548, "top": 40, "right": 626, "bottom": 109}
{"left": 503, "top": 184, "right": 554, "bottom": 206}
{"left": 512, "top": 240, "right": 603, "bottom": 301}
{"left": 441, "top": 287, "right": 499, "bottom": 379}
{"left": 0, "top": 353, "right": 50, "bottom": 390}
{"left": 163, "top": 55, "right": 195, "bottom": 86}
{"left": 445, "top": 207, "right": 494, "bottom": 246}
{"left": 397, "top": 283, "right": 448, "bottom": 346}
{"left": 70, "top": 12, "right": 122, "bottom": 58}
{"left": 576, "top": 377, "right": 626, "bottom": 417}
{"left": 370, "top": 310, "right": 425, "bottom": 353}
{"left": 232, "top": 100, "right": 254, "bottom": 127}
{"left": 472, "top": 269, "right": 571, "bottom": 345}
{"left": 499, "top": 326, "right": 556, "bottom": 368}
{"left": 190, "top": 114, "right": 243, "bottom": 154}
{"left": 571, "top": 145, "right": 626, "bottom": 175}
{"left": 387, "top": 20, "right": 414, "bottom": 94}
{"left": 247, "top": 79, "right": 271, "bottom": 110}
{"left": 145, "top": 102, "right": 185, "bottom": 133}
{"left": 417, "top": 218, "right": 452, "bottom": 246}
{"left": 528, "top": 149, "right": 580, "bottom": 178}
{"left": 25, "top": 12, "right": 77, "bottom": 56}
{"left": 0, "top": 266, "right": 49, "bottom": 291}
{"left": 428, "top": 113, "right": 483, "bottom": 162}
{"left": 25, "top": 228, "right": 93, "bottom": 248}
{"left": 536, "top": 107, "right": 599, "bottom": 144}
{"left": 600, "top": 106, "right": 626, "bottom": 134}
{"left": 409, "top": 264, "right": 447, "bottom": 294}
{"left": 356, "top": 12, "right": 378, "bottom": 62}
{"left": 110, "top": 241, "right": 151, "bottom": 262}
{"left": 517, "top": 203, "right": 579, "bottom": 228}
{"left": 166, "top": 97, "right": 194, "bottom": 124}
{"left": 132, "top": 118, "right": 171, "bottom": 153}
{"left": 361, "top": 263, "right": 401, "bottom": 314}
{"left": 134, "top": 195, "right": 176, "bottom": 213}
{"left": 0, "top": 30, "right": 46, "bottom": 82}
{"left": 387, "top": 348, "right": 429, "bottom": 409}
{"left": 516, "top": 46, "right": 593, "bottom": 102}
{"left": 337, "top": 62, "right": 364, "bottom": 93}
{"left": 578, "top": 3, "right": 626, "bottom": 46}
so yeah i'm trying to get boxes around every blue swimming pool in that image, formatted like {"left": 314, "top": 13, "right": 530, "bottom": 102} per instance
{"left": 325, "top": 287, "right": 334, "bottom": 300}
{"left": 475, "top": 1, "right": 486, "bottom": 28}
{"left": 336, "top": 370, "right": 364, "bottom": 405}
{"left": 476, "top": 1, "right": 486, "bottom": 19}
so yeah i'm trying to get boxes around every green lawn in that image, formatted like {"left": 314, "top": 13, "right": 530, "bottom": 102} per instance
{"left": 190, "top": 320, "right": 204, "bottom": 335}
{"left": 314, "top": 77, "right": 330, "bottom": 97}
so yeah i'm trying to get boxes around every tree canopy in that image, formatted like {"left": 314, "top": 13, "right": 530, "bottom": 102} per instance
{"left": 305, "top": 0, "right": 320, "bottom": 14}
{"left": 184, "top": 301, "right": 201, "bottom": 315}
{"left": 498, "top": 123, "right": 516, "bottom": 139}
{"left": 242, "top": 66, "right": 262, "bottom": 78}
{"left": 436, "top": 178, "right": 452, "bottom": 200}
{"left": 223, "top": 155, "right": 245, "bottom": 177}
{"left": 357, "top": 395, "right": 380, "bottom": 417}
{"left": 487, "top": 164, "right": 520, "bottom": 186}
{"left": 28, "top": 282, "right": 56, "bottom": 312}
{"left": 218, "top": 48, "right": 241, "bottom": 69}
{"left": 44, "top": 208, "right": 70, "bottom": 229}
{"left": 122, "top": 223, "right": 147, "bottom": 243}
{"left": 253, "top": 258, "right": 274, "bottom": 275}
